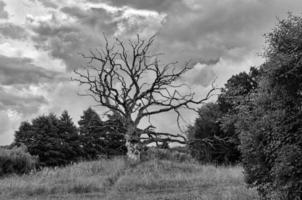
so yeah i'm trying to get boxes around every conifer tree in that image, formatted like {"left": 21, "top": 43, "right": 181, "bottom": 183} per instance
{"left": 15, "top": 112, "right": 82, "bottom": 166}
{"left": 58, "top": 111, "right": 82, "bottom": 163}
{"left": 78, "top": 108, "right": 104, "bottom": 159}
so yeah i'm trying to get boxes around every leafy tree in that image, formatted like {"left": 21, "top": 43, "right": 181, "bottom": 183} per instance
{"left": 237, "top": 14, "right": 302, "bottom": 199}
{"left": 218, "top": 67, "right": 260, "bottom": 138}
{"left": 187, "top": 103, "right": 240, "bottom": 164}
{"left": 188, "top": 103, "right": 222, "bottom": 162}
{"left": 218, "top": 68, "right": 259, "bottom": 112}
{"left": 188, "top": 68, "right": 260, "bottom": 164}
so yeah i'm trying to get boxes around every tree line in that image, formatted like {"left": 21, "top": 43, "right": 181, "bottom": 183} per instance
{"left": 13, "top": 108, "right": 127, "bottom": 167}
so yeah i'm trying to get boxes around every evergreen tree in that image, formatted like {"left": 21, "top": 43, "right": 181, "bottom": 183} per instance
{"left": 101, "top": 113, "right": 127, "bottom": 157}
{"left": 15, "top": 112, "right": 82, "bottom": 167}
{"left": 30, "top": 114, "right": 64, "bottom": 166}
{"left": 14, "top": 121, "right": 34, "bottom": 147}
{"left": 187, "top": 69, "right": 259, "bottom": 164}
{"left": 58, "top": 111, "right": 82, "bottom": 163}
{"left": 78, "top": 108, "right": 127, "bottom": 159}
{"left": 78, "top": 108, "right": 104, "bottom": 159}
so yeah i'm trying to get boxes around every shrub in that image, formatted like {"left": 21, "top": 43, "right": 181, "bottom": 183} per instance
{"left": 0, "top": 144, "right": 38, "bottom": 176}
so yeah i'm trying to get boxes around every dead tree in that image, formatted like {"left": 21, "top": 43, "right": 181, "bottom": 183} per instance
{"left": 73, "top": 35, "right": 216, "bottom": 161}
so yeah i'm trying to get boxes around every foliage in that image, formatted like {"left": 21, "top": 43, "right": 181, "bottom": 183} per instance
{"left": 188, "top": 66, "right": 260, "bottom": 165}
{"left": 58, "top": 111, "right": 83, "bottom": 163}
{"left": 78, "top": 107, "right": 104, "bottom": 159}
{"left": 217, "top": 67, "right": 259, "bottom": 114}
{"left": 15, "top": 112, "right": 81, "bottom": 167}
{"left": 187, "top": 103, "right": 241, "bottom": 164}
{"left": 0, "top": 144, "right": 37, "bottom": 176}
{"left": 237, "top": 14, "right": 302, "bottom": 199}
{"left": 100, "top": 113, "right": 127, "bottom": 157}
{"left": 78, "top": 108, "right": 127, "bottom": 160}
{"left": 188, "top": 103, "right": 224, "bottom": 163}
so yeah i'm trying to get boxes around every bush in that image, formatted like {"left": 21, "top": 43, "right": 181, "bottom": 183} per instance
{"left": 0, "top": 144, "right": 38, "bottom": 176}
{"left": 271, "top": 145, "right": 302, "bottom": 199}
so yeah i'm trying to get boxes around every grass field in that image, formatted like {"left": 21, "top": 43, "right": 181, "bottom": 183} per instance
{"left": 0, "top": 157, "right": 258, "bottom": 200}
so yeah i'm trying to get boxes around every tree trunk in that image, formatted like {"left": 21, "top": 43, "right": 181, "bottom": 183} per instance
{"left": 125, "top": 124, "right": 141, "bottom": 162}
{"left": 125, "top": 138, "right": 141, "bottom": 162}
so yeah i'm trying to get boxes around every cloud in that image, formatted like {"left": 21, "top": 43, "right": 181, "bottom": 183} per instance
{"left": 39, "top": 80, "right": 103, "bottom": 123}
{"left": 0, "top": 111, "right": 10, "bottom": 135}
{"left": 0, "top": 23, "right": 27, "bottom": 39}
{"left": 102, "top": 0, "right": 181, "bottom": 12}
{"left": 0, "top": 1, "right": 8, "bottom": 19}
{"left": 28, "top": 11, "right": 110, "bottom": 71}
{"left": 29, "top": 3, "right": 165, "bottom": 71}
{"left": 0, "top": 86, "right": 48, "bottom": 115}
{"left": 37, "top": 0, "right": 58, "bottom": 9}
{"left": 184, "top": 63, "right": 217, "bottom": 87}
{"left": 0, "top": 55, "right": 65, "bottom": 85}
{"left": 0, "top": 110, "right": 23, "bottom": 145}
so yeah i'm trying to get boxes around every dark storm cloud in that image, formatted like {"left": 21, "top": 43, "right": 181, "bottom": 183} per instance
{"left": 31, "top": 23, "right": 86, "bottom": 70}
{"left": 0, "top": 1, "right": 8, "bottom": 19}
{"left": 0, "top": 55, "right": 64, "bottom": 85}
{"left": 30, "top": 6, "right": 120, "bottom": 71}
{"left": 154, "top": 1, "right": 264, "bottom": 63}
{"left": 0, "top": 86, "right": 48, "bottom": 114}
{"left": 0, "top": 23, "right": 27, "bottom": 39}
{"left": 60, "top": 6, "right": 118, "bottom": 33}
{"left": 84, "top": 0, "right": 267, "bottom": 65}
{"left": 130, "top": 0, "right": 301, "bottom": 75}
{"left": 30, "top": 0, "right": 302, "bottom": 82}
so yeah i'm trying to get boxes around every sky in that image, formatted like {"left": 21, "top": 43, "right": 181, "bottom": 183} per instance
{"left": 0, "top": 0, "right": 302, "bottom": 145}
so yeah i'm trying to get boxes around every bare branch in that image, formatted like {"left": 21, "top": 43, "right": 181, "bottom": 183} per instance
{"left": 73, "top": 34, "right": 218, "bottom": 150}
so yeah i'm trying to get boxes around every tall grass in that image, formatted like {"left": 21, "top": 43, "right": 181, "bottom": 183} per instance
{"left": 107, "top": 160, "right": 258, "bottom": 200}
{"left": 0, "top": 156, "right": 258, "bottom": 200}
{"left": 0, "top": 157, "right": 126, "bottom": 199}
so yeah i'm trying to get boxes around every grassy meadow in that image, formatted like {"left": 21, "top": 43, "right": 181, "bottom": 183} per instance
{"left": 0, "top": 157, "right": 258, "bottom": 200}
